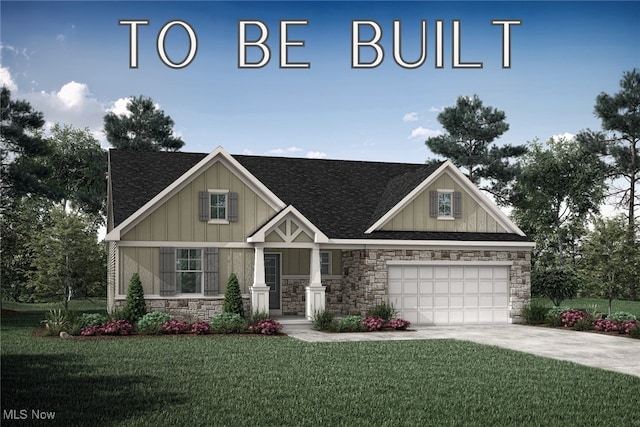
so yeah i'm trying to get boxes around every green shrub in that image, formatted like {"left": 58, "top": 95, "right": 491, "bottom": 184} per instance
{"left": 77, "top": 313, "right": 107, "bottom": 329}
{"left": 573, "top": 318, "right": 594, "bottom": 331}
{"left": 313, "top": 310, "right": 335, "bottom": 331}
{"left": 522, "top": 302, "right": 549, "bottom": 325}
{"left": 532, "top": 268, "right": 580, "bottom": 307}
{"left": 42, "top": 309, "right": 73, "bottom": 335}
{"left": 629, "top": 326, "right": 640, "bottom": 339}
{"left": 108, "top": 307, "right": 129, "bottom": 321}
{"left": 250, "top": 311, "right": 270, "bottom": 324}
{"left": 366, "top": 301, "right": 397, "bottom": 321}
{"left": 123, "top": 273, "right": 147, "bottom": 323}
{"left": 335, "top": 316, "right": 367, "bottom": 333}
{"left": 210, "top": 313, "right": 248, "bottom": 334}
{"left": 223, "top": 273, "right": 244, "bottom": 317}
{"left": 607, "top": 311, "right": 637, "bottom": 322}
{"left": 137, "top": 312, "right": 172, "bottom": 335}
{"left": 546, "top": 307, "right": 569, "bottom": 327}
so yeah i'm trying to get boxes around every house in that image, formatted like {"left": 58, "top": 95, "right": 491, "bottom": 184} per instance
{"left": 105, "top": 147, "right": 534, "bottom": 324}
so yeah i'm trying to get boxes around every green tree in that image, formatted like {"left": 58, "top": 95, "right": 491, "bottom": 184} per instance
{"left": 42, "top": 124, "right": 107, "bottom": 223}
{"left": 580, "top": 216, "right": 639, "bottom": 314}
{"left": 123, "top": 273, "right": 147, "bottom": 323}
{"left": 103, "top": 95, "right": 184, "bottom": 151}
{"left": 223, "top": 273, "right": 244, "bottom": 317}
{"left": 425, "top": 94, "right": 526, "bottom": 205}
{"left": 27, "top": 207, "right": 105, "bottom": 309}
{"left": 578, "top": 68, "right": 640, "bottom": 299}
{"left": 531, "top": 268, "right": 580, "bottom": 307}
{"left": 0, "top": 86, "right": 49, "bottom": 212}
{"left": 512, "top": 137, "right": 607, "bottom": 267}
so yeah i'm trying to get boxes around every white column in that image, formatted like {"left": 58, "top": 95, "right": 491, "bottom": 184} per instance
{"left": 250, "top": 246, "right": 270, "bottom": 315}
{"left": 305, "top": 246, "right": 326, "bottom": 320}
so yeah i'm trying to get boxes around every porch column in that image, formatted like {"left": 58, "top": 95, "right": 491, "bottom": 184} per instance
{"left": 250, "top": 246, "right": 270, "bottom": 314}
{"left": 305, "top": 246, "right": 326, "bottom": 320}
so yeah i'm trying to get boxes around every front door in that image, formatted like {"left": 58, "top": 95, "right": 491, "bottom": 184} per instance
{"left": 265, "top": 253, "right": 281, "bottom": 310}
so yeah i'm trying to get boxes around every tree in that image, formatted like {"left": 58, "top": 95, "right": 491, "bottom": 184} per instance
{"left": 0, "top": 86, "right": 49, "bottom": 212}
{"left": 223, "top": 273, "right": 244, "bottom": 317}
{"left": 425, "top": 94, "right": 526, "bottom": 205}
{"left": 27, "top": 207, "right": 105, "bottom": 309}
{"left": 580, "top": 216, "right": 639, "bottom": 315}
{"left": 578, "top": 68, "right": 640, "bottom": 299}
{"left": 103, "top": 95, "right": 184, "bottom": 151}
{"left": 123, "top": 273, "right": 147, "bottom": 323}
{"left": 512, "top": 137, "right": 607, "bottom": 268}
{"left": 531, "top": 268, "right": 581, "bottom": 307}
{"left": 42, "top": 124, "right": 107, "bottom": 223}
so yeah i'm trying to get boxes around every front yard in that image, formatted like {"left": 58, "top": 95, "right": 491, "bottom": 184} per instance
{"left": 2, "top": 307, "right": 639, "bottom": 426}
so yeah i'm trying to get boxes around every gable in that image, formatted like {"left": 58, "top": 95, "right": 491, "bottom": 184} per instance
{"left": 367, "top": 161, "right": 525, "bottom": 236}
{"left": 248, "top": 205, "right": 329, "bottom": 245}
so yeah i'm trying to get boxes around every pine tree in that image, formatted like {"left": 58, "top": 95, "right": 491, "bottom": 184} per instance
{"left": 124, "top": 273, "right": 147, "bottom": 322}
{"left": 223, "top": 273, "right": 244, "bottom": 317}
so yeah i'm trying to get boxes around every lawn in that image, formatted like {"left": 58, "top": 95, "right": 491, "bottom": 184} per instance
{"left": 2, "top": 309, "right": 639, "bottom": 426}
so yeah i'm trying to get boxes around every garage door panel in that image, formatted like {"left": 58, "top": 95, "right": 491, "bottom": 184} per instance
{"left": 389, "top": 265, "right": 510, "bottom": 325}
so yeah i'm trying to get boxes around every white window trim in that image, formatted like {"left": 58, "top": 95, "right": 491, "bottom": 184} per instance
{"left": 207, "top": 189, "right": 230, "bottom": 224}
{"left": 320, "top": 251, "right": 332, "bottom": 275}
{"left": 436, "top": 189, "right": 454, "bottom": 220}
{"left": 175, "top": 248, "right": 204, "bottom": 295}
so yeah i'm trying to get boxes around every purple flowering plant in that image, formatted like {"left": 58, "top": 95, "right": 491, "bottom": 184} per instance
{"left": 248, "top": 318, "right": 283, "bottom": 335}
{"left": 162, "top": 319, "right": 189, "bottom": 334}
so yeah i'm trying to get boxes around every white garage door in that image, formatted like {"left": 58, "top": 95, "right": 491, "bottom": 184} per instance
{"left": 388, "top": 264, "right": 510, "bottom": 325}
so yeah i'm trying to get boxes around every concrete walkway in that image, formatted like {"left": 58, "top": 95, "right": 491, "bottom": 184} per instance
{"left": 281, "top": 321, "right": 640, "bottom": 378}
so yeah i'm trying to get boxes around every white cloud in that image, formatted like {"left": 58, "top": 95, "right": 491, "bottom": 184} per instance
{"left": 306, "top": 151, "right": 327, "bottom": 159}
{"left": 428, "top": 106, "right": 442, "bottom": 113}
{"left": 56, "top": 34, "right": 65, "bottom": 43}
{"left": 550, "top": 132, "right": 575, "bottom": 142}
{"left": 56, "top": 81, "right": 90, "bottom": 109}
{"left": 108, "top": 97, "right": 132, "bottom": 116}
{"left": 408, "top": 127, "right": 443, "bottom": 140}
{"left": 403, "top": 112, "right": 419, "bottom": 122}
{"left": 0, "top": 66, "right": 17, "bottom": 91}
{"left": 265, "top": 147, "right": 304, "bottom": 156}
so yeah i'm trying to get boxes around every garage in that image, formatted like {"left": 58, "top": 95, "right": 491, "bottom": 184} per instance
{"left": 387, "top": 263, "right": 510, "bottom": 325}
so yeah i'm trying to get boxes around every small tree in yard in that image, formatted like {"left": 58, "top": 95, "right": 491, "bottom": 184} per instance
{"left": 532, "top": 268, "right": 581, "bottom": 307}
{"left": 223, "top": 273, "right": 244, "bottom": 317}
{"left": 124, "top": 273, "right": 146, "bottom": 322}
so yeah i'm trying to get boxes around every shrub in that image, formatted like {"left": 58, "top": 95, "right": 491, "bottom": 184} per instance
{"left": 573, "top": 318, "right": 594, "bottom": 331}
{"left": 210, "top": 313, "right": 248, "bottom": 334}
{"left": 366, "top": 301, "right": 397, "bottom": 321}
{"left": 594, "top": 318, "right": 638, "bottom": 335}
{"left": 546, "top": 307, "right": 569, "bottom": 327}
{"left": 137, "top": 312, "right": 172, "bottom": 335}
{"left": 223, "top": 273, "right": 244, "bottom": 317}
{"left": 607, "top": 312, "right": 637, "bottom": 322}
{"left": 123, "top": 273, "right": 147, "bottom": 323}
{"left": 81, "top": 319, "right": 134, "bottom": 336}
{"left": 362, "top": 316, "right": 386, "bottom": 332}
{"left": 163, "top": 319, "right": 189, "bottom": 334}
{"left": 42, "top": 309, "right": 73, "bottom": 335}
{"left": 629, "top": 325, "right": 640, "bottom": 339}
{"left": 388, "top": 318, "right": 411, "bottom": 330}
{"left": 249, "top": 318, "right": 283, "bottom": 335}
{"left": 560, "top": 309, "right": 587, "bottom": 328}
{"left": 522, "top": 302, "right": 549, "bottom": 325}
{"left": 191, "top": 320, "right": 211, "bottom": 335}
{"left": 77, "top": 312, "right": 107, "bottom": 329}
{"left": 313, "top": 310, "right": 335, "bottom": 331}
{"left": 335, "top": 316, "right": 367, "bottom": 332}
{"left": 532, "top": 268, "right": 580, "bottom": 307}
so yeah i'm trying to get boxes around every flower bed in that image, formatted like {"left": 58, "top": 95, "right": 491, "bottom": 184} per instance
{"left": 529, "top": 306, "right": 639, "bottom": 338}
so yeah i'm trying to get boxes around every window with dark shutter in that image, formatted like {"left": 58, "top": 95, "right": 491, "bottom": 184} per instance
{"left": 228, "top": 192, "right": 239, "bottom": 222}
{"left": 203, "top": 248, "right": 219, "bottom": 295}
{"left": 159, "top": 247, "right": 176, "bottom": 296}
{"left": 429, "top": 191, "right": 438, "bottom": 217}
{"left": 198, "top": 191, "right": 209, "bottom": 221}
{"left": 453, "top": 192, "right": 462, "bottom": 218}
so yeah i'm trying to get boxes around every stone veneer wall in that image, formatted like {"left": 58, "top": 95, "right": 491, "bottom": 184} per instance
{"left": 281, "top": 277, "right": 344, "bottom": 315}
{"left": 341, "top": 249, "right": 531, "bottom": 323}
{"left": 114, "top": 297, "right": 251, "bottom": 321}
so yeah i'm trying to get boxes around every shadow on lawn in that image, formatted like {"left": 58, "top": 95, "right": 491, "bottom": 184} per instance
{"left": 1, "top": 353, "right": 188, "bottom": 426}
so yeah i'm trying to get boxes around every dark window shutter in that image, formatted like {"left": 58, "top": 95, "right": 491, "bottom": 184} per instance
{"left": 429, "top": 191, "right": 438, "bottom": 217}
{"left": 228, "top": 192, "right": 239, "bottom": 222}
{"left": 453, "top": 192, "right": 462, "bottom": 218}
{"left": 159, "top": 247, "right": 176, "bottom": 296}
{"left": 199, "top": 191, "right": 209, "bottom": 221}
{"left": 203, "top": 248, "right": 219, "bottom": 296}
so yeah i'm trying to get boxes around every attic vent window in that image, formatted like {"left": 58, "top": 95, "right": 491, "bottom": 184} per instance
{"left": 430, "top": 190, "right": 462, "bottom": 220}
{"left": 199, "top": 190, "right": 239, "bottom": 223}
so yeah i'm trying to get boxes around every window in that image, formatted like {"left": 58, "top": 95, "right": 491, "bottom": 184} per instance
{"left": 176, "top": 249, "right": 202, "bottom": 293}
{"left": 438, "top": 192, "right": 453, "bottom": 218}
{"left": 210, "top": 193, "right": 227, "bottom": 220}
{"left": 320, "top": 251, "right": 331, "bottom": 275}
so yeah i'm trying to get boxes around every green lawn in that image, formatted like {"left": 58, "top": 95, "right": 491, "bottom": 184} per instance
{"left": 2, "top": 310, "right": 639, "bottom": 426}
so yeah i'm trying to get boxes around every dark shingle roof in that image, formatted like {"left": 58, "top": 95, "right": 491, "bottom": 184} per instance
{"left": 109, "top": 149, "right": 530, "bottom": 242}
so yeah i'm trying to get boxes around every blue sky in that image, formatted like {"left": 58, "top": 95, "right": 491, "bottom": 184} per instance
{"left": 1, "top": 1, "right": 638, "bottom": 163}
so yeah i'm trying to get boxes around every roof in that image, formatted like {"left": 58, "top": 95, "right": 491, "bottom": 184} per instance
{"left": 108, "top": 149, "right": 531, "bottom": 242}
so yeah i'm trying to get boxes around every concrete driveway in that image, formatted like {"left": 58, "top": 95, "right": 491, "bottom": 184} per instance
{"left": 283, "top": 323, "right": 640, "bottom": 378}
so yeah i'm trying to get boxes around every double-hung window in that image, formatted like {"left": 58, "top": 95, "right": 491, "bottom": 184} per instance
{"left": 176, "top": 249, "right": 202, "bottom": 293}
{"left": 320, "top": 251, "right": 331, "bottom": 275}
{"left": 199, "top": 190, "right": 238, "bottom": 223}
{"left": 210, "top": 193, "right": 227, "bottom": 220}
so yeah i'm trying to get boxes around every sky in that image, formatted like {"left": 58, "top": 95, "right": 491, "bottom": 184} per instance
{"left": 1, "top": 1, "right": 639, "bottom": 164}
